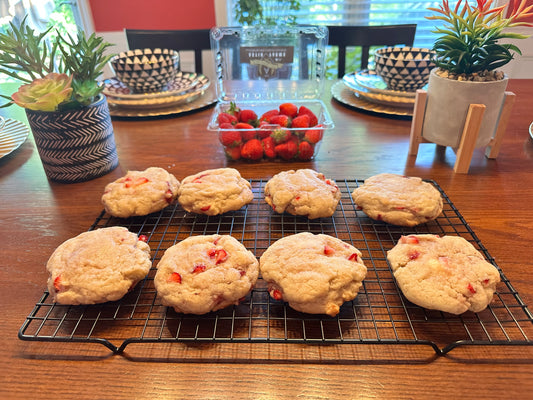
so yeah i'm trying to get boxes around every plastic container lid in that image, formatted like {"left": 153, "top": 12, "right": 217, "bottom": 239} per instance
{"left": 209, "top": 25, "right": 328, "bottom": 102}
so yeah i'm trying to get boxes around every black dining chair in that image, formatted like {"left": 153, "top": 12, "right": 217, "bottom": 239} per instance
{"left": 124, "top": 29, "right": 212, "bottom": 74}
{"left": 326, "top": 24, "right": 417, "bottom": 78}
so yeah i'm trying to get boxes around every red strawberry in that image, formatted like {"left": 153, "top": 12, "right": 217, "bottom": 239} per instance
{"left": 239, "top": 109, "right": 258, "bottom": 125}
{"left": 241, "top": 138, "right": 263, "bottom": 160}
{"left": 168, "top": 272, "right": 182, "bottom": 283}
{"left": 193, "top": 264, "right": 207, "bottom": 273}
{"left": 53, "top": 276, "right": 61, "bottom": 291}
{"left": 214, "top": 249, "right": 228, "bottom": 264}
{"left": 297, "top": 141, "right": 314, "bottom": 160}
{"left": 235, "top": 122, "right": 256, "bottom": 142}
{"left": 226, "top": 101, "right": 241, "bottom": 120}
{"left": 401, "top": 235, "right": 420, "bottom": 244}
{"left": 271, "top": 289, "right": 283, "bottom": 300}
{"left": 125, "top": 177, "right": 149, "bottom": 188}
{"left": 270, "top": 128, "right": 291, "bottom": 144}
{"left": 298, "top": 106, "right": 318, "bottom": 126}
{"left": 304, "top": 125, "right": 324, "bottom": 144}
{"left": 219, "top": 123, "right": 242, "bottom": 147}
{"left": 224, "top": 144, "right": 242, "bottom": 160}
{"left": 275, "top": 137, "right": 298, "bottom": 160}
{"left": 261, "top": 136, "right": 276, "bottom": 158}
{"left": 259, "top": 109, "right": 279, "bottom": 123}
{"left": 324, "top": 245, "right": 335, "bottom": 255}
{"left": 348, "top": 253, "right": 358, "bottom": 261}
{"left": 269, "top": 114, "right": 291, "bottom": 127}
{"left": 291, "top": 114, "right": 310, "bottom": 129}
{"left": 217, "top": 112, "right": 238, "bottom": 125}
{"left": 257, "top": 121, "right": 273, "bottom": 139}
{"left": 279, "top": 102, "right": 298, "bottom": 118}
{"left": 138, "top": 234, "right": 148, "bottom": 242}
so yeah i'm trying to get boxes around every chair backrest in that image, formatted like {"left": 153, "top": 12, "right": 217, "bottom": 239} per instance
{"left": 326, "top": 24, "right": 417, "bottom": 78}
{"left": 124, "top": 29, "right": 211, "bottom": 74}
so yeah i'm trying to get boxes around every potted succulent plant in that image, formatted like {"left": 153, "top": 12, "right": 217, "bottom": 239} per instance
{"left": 421, "top": 0, "right": 533, "bottom": 148}
{"left": 0, "top": 17, "right": 118, "bottom": 183}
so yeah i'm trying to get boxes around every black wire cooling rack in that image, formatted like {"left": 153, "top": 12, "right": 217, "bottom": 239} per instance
{"left": 18, "top": 179, "right": 533, "bottom": 356}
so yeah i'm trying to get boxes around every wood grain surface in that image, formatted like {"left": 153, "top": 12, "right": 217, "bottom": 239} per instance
{"left": 1, "top": 80, "right": 532, "bottom": 399}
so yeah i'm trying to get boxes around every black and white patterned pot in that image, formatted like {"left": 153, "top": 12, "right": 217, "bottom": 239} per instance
{"left": 26, "top": 95, "right": 119, "bottom": 183}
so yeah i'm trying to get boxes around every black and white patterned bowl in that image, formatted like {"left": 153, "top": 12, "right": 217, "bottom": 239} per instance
{"left": 110, "top": 48, "right": 180, "bottom": 93}
{"left": 374, "top": 47, "right": 435, "bottom": 92}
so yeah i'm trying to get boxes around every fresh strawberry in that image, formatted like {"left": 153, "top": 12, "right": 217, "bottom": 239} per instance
{"left": 298, "top": 105, "right": 318, "bottom": 126}
{"left": 270, "top": 128, "right": 291, "bottom": 144}
{"left": 259, "top": 109, "right": 279, "bottom": 123}
{"left": 304, "top": 125, "right": 324, "bottom": 144}
{"left": 217, "top": 112, "right": 238, "bottom": 125}
{"left": 219, "top": 123, "right": 242, "bottom": 147}
{"left": 239, "top": 109, "right": 258, "bottom": 125}
{"left": 257, "top": 121, "right": 273, "bottom": 139}
{"left": 297, "top": 141, "right": 314, "bottom": 160}
{"left": 226, "top": 101, "right": 241, "bottom": 120}
{"left": 168, "top": 272, "right": 182, "bottom": 283}
{"left": 224, "top": 144, "right": 242, "bottom": 160}
{"left": 279, "top": 102, "right": 298, "bottom": 118}
{"left": 235, "top": 122, "right": 256, "bottom": 142}
{"left": 262, "top": 136, "right": 276, "bottom": 158}
{"left": 241, "top": 138, "right": 263, "bottom": 160}
{"left": 269, "top": 114, "right": 291, "bottom": 127}
{"left": 275, "top": 137, "right": 298, "bottom": 160}
{"left": 291, "top": 114, "right": 310, "bottom": 129}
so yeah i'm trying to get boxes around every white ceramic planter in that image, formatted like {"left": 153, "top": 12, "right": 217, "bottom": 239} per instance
{"left": 421, "top": 69, "right": 509, "bottom": 148}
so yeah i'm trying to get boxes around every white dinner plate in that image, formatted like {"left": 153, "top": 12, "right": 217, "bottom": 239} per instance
{"left": 331, "top": 81, "right": 413, "bottom": 118}
{"left": 0, "top": 118, "right": 29, "bottom": 159}
{"left": 343, "top": 70, "right": 424, "bottom": 98}
{"left": 342, "top": 80, "right": 414, "bottom": 109}
{"left": 103, "top": 71, "right": 209, "bottom": 100}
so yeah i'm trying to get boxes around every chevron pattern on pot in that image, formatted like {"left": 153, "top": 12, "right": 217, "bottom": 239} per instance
{"left": 26, "top": 96, "right": 119, "bottom": 183}
{"left": 374, "top": 47, "right": 436, "bottom": 92}
{"left": 111, "top": 48, "right": 180, "bottom": 93}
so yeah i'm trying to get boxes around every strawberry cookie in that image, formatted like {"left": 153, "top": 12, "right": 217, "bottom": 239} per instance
{"left": 351, "top": 173, "right": 443, "bottom": 226}
{"left": 259, "top": 232, "right": 367, "bottom": 316}
{"left": 264, "top": 169, "right": 341, "bottom": 219}
{"left": 177, "top": 168, "right": 253, "bottom": 215}
{"left": 102, "top": 167, "right": 180, "bottom": 218}
{"left": 46, "top": 227, "right": 152, "bottom": 305}
{"left": 154, "top": 234, "right": 259, "bottom": 314}
{"left": 387, "top": 234, "right": 501, "bottom": 314}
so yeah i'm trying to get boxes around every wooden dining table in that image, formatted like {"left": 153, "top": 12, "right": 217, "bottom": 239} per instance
{"left": 1, "top": 79, "right": 533, "bottom": 399}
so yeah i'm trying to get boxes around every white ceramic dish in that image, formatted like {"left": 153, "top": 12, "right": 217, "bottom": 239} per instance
{"left": 0, "top": 118, "right": 29, "bottom": 158}
{"left": 344, "top": 70, "right": 423, "bottom": 98}
{"left": 342, "top": 81, "right": 414, "bottom": 109}
{"left": 103, "top": 72, "right": 209, "bottom": 100}
{"left": 331, "top": 81, "right": 413, "bottom": 118}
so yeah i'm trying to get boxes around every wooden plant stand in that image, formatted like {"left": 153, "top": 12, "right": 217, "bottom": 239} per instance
{"left": 408, "top": 89, "right": 516, "bottom": 173}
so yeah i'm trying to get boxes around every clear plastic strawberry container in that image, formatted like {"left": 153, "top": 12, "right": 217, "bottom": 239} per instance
{"left": 207, "top": 25, "right": 333, "bottom": 161}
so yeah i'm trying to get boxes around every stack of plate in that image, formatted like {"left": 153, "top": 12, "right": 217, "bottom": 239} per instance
{"left": 342, "top": 69, "right": 423, "bottom": 110}
{"left": 103, "top": 71, "right": 215, "bottom": 117}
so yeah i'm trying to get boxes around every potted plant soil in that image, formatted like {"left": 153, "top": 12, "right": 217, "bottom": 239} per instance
{"left": 421, "top": 0, "right": 533, "bottom": 148}
{"left": 0, "top": 17, "right": 118, "bottom": 183}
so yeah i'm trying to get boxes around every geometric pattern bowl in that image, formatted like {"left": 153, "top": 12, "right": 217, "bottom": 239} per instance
{"left": 374, "top": 46, "right": 435, "bottom": 92}
{"left": 110, "top": 48, "right": 180, "bottom": 93}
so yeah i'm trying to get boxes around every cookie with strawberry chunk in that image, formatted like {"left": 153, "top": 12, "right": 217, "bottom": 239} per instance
{"left": 154, "top": 234, "right": 259, "bottom": 314}
{"left": 387, "top": 234, "right": 501, "bottom": 314}
{"left": 177, "top": 168, "right": 253, "bottom": 215}
{"left": 351, "top": 173, "right": 443, "bottom": 227}
{"left": 102, "top": 167, "right": 180, "bottom": 218}
{"left": 259, "top": 232, "right": 367, "bottom": 316}
{"left": 47, "top": 227, "right": 152, "bottom": 305}
{"left": 264, "top": 169, "right": 341, "bottom": 219}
